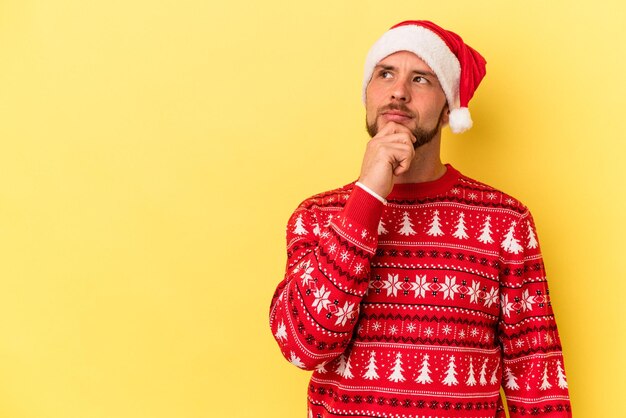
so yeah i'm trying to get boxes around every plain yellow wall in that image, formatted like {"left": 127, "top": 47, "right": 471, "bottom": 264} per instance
{"left": 1, "top": 1, "right": 624, "bottom": 417}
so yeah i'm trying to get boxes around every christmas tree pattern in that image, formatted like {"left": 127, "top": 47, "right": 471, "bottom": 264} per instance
{"left": 415, "top": 354, "right": 433, "bottom": 384}
{"left": 477, "top": 215, "right": 494, "bottom": 244}
{"left": 442, "top": 355, "right": 459, "bottom": 386}
{"left": 539, "top": 363, "right": 552, "bottom": 390}
{"left": 340, "top": 355, "right": 354, "bottom": 379}
{"left": 378, "top": 219, "right": 388, "bottom": 235}
{"left": 479, "top": 358, "right": 488, "bottom": 386}
{"left": 289, "top": 351, "right": 306, "bottom": 369}
{"left": 388, "top": 353, "right": 406, "bottom": 382}
{"left": 398, "top": 212, "right": 416, "bottom": 236}
{"left": 427, "top": 210, "right": 444, "bottom": 236}
{"left": 293, "top": 214, "right": 308, "bottom": 235}
{"left": 504, "top": 367, "right": 520, "bottom": 390}
{"left": 527, "top": 220, "right": 538, "bottom": 249}
{"left": 363, "top": 351, "right": 379, "bottom": 380}
{"left": 556, "top": 360, "right": 568, "bottom": 389}
{"left": 501, "top": 221, "right": 523, "bottom": 254}
{"left": 274, "top": 321, "right": 287, "bottom": 342}
{"left": 466, "top": 357, "right": 477, "bottom": 386}
{"left": 315, "top": 362, "right": 328, "bottom": 373}
{"left": 335, "top": 354, "right": 348, "bottom": 376}
{"left": 490, "top": 363, "right": 499, "bottom": 385}
{"left": 452, "top": 212, "right": 469, "bottom": 239}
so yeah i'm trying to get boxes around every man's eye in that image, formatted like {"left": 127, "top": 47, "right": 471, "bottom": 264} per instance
{"left": 381, "top": 71, "right": 392, "bottom": 79}
{"left": 414, "top": 76, "right": 427, "bottom": 83}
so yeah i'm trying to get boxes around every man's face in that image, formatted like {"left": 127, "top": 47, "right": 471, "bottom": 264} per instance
{"left": 365, "top": 51, "right": 448, "bottom": 148}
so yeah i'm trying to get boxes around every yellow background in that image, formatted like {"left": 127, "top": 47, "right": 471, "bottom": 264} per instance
{"left": 1, "top": 1, "right": 623, "bottom": 417}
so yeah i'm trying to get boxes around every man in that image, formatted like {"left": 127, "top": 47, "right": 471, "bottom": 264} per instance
{"left": 269, "top": 20, "right": 571, "bottom": 418}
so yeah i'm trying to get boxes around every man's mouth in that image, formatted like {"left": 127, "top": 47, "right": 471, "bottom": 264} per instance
{"left": 381, "top": 110, "right": 413, "bottom": 122}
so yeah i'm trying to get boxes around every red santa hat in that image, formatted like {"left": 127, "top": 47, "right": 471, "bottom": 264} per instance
{"left": 363, "top": 20, "right": 487, "bottom": 133}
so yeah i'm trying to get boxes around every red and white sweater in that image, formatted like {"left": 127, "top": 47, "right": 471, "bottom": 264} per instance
{"left": 269, "top": 164, "right": 572, "bottom": 418}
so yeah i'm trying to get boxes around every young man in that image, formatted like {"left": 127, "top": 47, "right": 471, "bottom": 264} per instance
{"left": 269, "top": 20, "right": 571, "bottom": 418}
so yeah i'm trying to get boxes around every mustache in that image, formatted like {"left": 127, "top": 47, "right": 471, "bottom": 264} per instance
{"left": 378, "top": 103, "right": 415, "bottom": 118}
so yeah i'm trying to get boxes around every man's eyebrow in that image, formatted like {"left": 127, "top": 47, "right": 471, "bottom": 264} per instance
{"left": 373, "top": 64, "right": 436, "bottom": 78}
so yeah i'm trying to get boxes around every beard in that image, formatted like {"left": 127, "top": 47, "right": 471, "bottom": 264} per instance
{"left": 366, "top": 104, "right": 447, "bottom": 149}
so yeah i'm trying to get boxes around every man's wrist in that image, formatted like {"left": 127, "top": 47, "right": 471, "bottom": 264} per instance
{"left": 355, "top": 181, "right": 387, "bottom": 205}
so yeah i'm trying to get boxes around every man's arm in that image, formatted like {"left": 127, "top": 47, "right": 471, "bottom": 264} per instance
{"left": 269, "top": 186, "right": 383, "bottom": 370}
{"left": 498, "top": 209, "right": 572, "bottom": 417}
{"left": 269, "top": 121, "right": 417, "bottom": 370}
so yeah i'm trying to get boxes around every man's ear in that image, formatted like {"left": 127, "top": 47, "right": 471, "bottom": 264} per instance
{"left": 441, "top": 104, "right": 450, "bottom": 126}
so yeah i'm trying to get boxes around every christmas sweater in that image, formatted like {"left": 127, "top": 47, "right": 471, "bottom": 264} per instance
{"left": 269, "top": 163, "right": 571, "bottom": 418}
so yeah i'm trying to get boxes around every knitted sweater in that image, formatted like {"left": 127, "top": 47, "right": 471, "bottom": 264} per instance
{"left": 269, "top": 163, "right": 571, "bottom": 418}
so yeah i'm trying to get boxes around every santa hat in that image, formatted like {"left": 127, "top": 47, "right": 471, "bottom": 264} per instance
{"left": 363, "top": 20, "right": 487, "bottom": 133}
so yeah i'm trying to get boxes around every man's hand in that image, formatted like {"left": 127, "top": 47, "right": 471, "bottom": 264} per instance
{"left": 358, "top": 122, "right": 416, "bottom": 199}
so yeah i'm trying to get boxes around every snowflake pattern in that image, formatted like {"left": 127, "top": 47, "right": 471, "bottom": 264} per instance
{"left": 442, "top": 325, "right": 452, "bottom": 335}
{"left": 484, "top": 287, "right": 498, "bottom": 308}
{"left": 296, "top": 259, "right": 315, "bottom": 286}
{"left": 354, "top": 263, "right": 364, "bottom": 275}
{"left": 334, "top": 301, "right": 356, "bottom": 326}
{"left": 368, "top": 273, "right": 503, "bottom": 312}
{"left": 441, "top": 276, "right": 459, "bottom": 300}
{"left": 467, "top": 281, "right": 481, "bottom": 304}
{"left": 312, "top": 285, "right": 331, "bottom": 314}
{"left": 501, "top": 294, "right": 515, "bottom": 317}
{"left": 521, "top": 289, "right": 534, "bottom": 311}
{"left": 383, "top": 274, "right": 402, "bottom": 297}
{"left": 411, "top": 275, "right": 429, "bottom": 298}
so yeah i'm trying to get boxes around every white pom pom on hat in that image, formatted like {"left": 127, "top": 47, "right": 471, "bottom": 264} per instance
{"left": 363, "top": 20, "right": 487, "bottom": 134}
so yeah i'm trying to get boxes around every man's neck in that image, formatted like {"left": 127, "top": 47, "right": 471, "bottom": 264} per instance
{"left": 394, "top": 136, "right": 446, "bottom": 184}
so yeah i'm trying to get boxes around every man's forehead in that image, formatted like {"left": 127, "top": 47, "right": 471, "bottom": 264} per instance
{"left": 375, "top": 51, "right": 438, "bottom": 78}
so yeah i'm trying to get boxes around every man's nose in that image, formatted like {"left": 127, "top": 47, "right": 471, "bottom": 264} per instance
{"left": 390, "top": 79, "right": 410, "bottom": 102}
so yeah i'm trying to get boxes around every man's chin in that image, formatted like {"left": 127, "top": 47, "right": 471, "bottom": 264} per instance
{"left": 366, "top": 118, "right": 439, "bottom": 147}
{"left": 366, "top": 118, "right": 415, "bottom": 138}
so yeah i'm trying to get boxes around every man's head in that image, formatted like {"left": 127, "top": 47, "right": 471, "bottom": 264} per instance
{"left": 363, "top": 20, "right": 487, "bottom": 138}
{"left": 365, "top": 51, "right": 449, "bottom": 148}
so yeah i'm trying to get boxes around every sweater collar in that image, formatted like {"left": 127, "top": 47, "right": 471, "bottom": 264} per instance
{"left": 386, "top": 163, "right": 461, "bottom": 200}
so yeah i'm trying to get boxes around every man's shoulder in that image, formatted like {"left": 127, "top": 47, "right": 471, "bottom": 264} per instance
{"left": 455, "top": 169, "right": 530, "bottom": 216}
{"left": 294, "top": 181, "right": 357, "bottom": 212}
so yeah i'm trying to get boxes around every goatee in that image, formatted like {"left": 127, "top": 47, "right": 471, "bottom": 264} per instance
{"left": 366, "top": 106, "right": 446, "bottom": 149}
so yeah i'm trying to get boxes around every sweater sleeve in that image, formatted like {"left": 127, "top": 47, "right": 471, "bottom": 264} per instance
{"left": 269, "top": 186, "right": 384, "bottom": 370}
{"left": 498, "top": 209, "right": 572, "bottom": 417}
